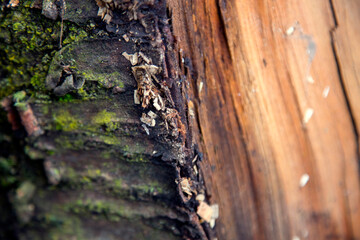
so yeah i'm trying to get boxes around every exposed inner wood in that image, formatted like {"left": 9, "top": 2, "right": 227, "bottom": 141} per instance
{"left": 168, "top": 0, "right": 360, "bottom": 239}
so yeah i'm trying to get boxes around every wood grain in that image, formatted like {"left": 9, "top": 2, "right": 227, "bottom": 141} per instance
{"left": 331, "top": 0, "right": 360, "bottom": 149}
{"left": 168, "top": 0, "right": 360, "bottom": 239}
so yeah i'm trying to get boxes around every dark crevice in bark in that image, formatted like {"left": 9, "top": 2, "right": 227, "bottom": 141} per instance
{"left": 328, "top": 1, "right": 359, "bottom": 239}
{"left": 217, "top": 0, "right": 235, "bottom": 63}
{"left": 328, "top": 0, "right": 359, "bottom": 139}
{"left": 328, "top": 0, "right": 360, "bottom": 165}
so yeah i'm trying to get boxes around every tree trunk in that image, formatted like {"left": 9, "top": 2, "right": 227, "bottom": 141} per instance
{"left": 1, "top": 1, "right": 210, "bottom": 239}
{"left": 1, "top": 0, "right": 360, "bottom": 240}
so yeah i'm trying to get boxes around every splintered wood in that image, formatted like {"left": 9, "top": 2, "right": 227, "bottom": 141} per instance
{"left": 180, "top": 177, "right": 193, "bottom": 196}
{"left": 197, "top": 201, "right": 213, "bottom": 222}
{"left": 122, "top": 52, "right": 152, "bottom": 66}
{"left": 196, "top": 201, "right": 219, "bottom": 228}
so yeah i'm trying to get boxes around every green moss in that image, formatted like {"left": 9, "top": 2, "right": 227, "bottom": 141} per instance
{"left": 54, "top": 135, "right": 85, "bottom": 150}
{"left": 65, "top": 168, "right": 77, "bottom": 180}
{"left": 87, "top": 169, "right": 101, "bottom": 178}
{"left": 47, "top": 215, "right": 85, "bottom": 240}
{"left": 12, "top": 90, "right": 28, "bottom": 111}
{"left": 92, "top": 110, "right": 116, "bottom": 125}
{"left": 136, "top": 181, "right": 164, "bottom": 195}
{"left": 0, "top": 4, "right": 95, "bottom": 99}
{"left": 0, "top": 7, "right": 54, "bottom": 97}
{"left": 53, "top": 110, "right": 82, "bottom": 131}
{"left": 126, "top": 154, "right": 150, "bottom": 163}
{"left": 100, "top": 151, "right": 112, "bottom": 159}
{"left": 92, "top": 110, "right": 120, "bottom": 132}
{"left": 0, "top": 156, "right": 17, "bottom": 187}
{"left": 80, "top": 71, "right": 124, "bottom": 89}
{"left": 42, "top": 105, "right": 49, "bottom": 115}
{"left": 13, "top": 91, "right": 26, "bottom": 102}
{"left": 25, "top": 146, "right": 45, "bottom": 160}
{"left": 114, "top": 179, "right": 122, "bottom": 188}
{"left": 58, "top": 94, "right": 75, "bottom": 103}
{"left": 63, "top": 28, "right": 88, "bottom": 45}
{"left": 98, "top": 135, "right": 122, "bottom": 146}
{"left": 80, "top": 176, "right": 92, "bottom": 184}
{"left": 67, "top": 199, "right": 133, "bottom": 222}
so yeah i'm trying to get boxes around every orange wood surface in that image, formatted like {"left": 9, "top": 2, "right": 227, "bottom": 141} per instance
{"left": 332, "top": 0, "right": 360, "bottom": 148}
{"left": 168, "top": 0, "right": 360, "bottom": 239}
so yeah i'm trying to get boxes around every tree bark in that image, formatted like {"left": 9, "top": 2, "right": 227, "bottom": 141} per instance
{"left": 1, "top": 0, "right": 360, "bottom": 240}
{"left": 1, "top": 1, "right": 210, "bottom": 239}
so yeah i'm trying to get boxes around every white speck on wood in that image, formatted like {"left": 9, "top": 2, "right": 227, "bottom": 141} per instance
{"left": 322, "top": 86, "right": 330, "bottom": 98}
{"left": 307, "top": 75, "right": 314, "bottom": 84}
{"left": 199, "top": 81, "right": 204, "bottom": 94}
{"left": 303, "top": 108, "right": 314, "bottom": 124}
{"left": 286, "top": 26, "right": 295, "bottom": 35}
{"left": 299, "top": 173, "right": 310, "bottom": 188}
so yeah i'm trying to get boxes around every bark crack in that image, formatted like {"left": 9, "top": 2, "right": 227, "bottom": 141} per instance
{"left": 328, "top": 0, "right": 359, "bottom": 156}
{"left": 328, "top": 1, "right": 359, "bottom": 239}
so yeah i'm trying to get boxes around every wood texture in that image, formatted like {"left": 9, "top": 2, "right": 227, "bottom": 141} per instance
{"left": 332, "top": 0, "right": 360, "bottom": 148}
{"left": 168, "top": 0, "right": 360, "bottom": 239}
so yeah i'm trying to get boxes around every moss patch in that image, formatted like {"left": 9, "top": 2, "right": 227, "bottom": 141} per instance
{"left": 92, "top": 110, "right": 120, "bottom": 132}
{"left": 0, "top": 156, "right": 17, "bottom": 187}
{"left": 0, "top": 4, "right": 95, "bottom": 99}
{"left": 67, "top": 199, "right": 128, "bottom": 222}
{"left": 80, "top": 71, "right": 124, "bottom": 89}
{"left": 45, "top": 39, "right": 131, "bottom": 101}
{"left": 53, "top": 110, "right": 82, "bottom": 131}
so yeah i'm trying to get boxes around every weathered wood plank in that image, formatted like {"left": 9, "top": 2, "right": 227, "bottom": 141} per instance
{"left": 168, "top": 0, "right": 360, "bottom": 239}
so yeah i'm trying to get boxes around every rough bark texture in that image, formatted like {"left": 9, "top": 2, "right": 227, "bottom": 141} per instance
{"left": 0, "top": 1, "right": 211, "bottom": 239}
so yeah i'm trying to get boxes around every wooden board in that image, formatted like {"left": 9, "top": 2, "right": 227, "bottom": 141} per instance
{"left": 168, "top": 0, "right": 360, "bottom": 239}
